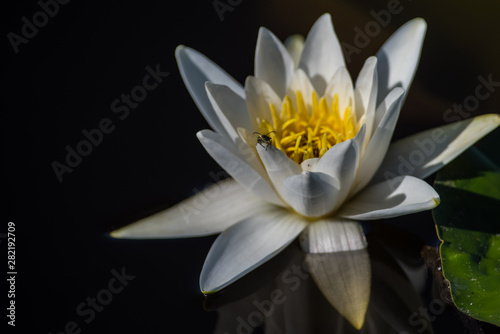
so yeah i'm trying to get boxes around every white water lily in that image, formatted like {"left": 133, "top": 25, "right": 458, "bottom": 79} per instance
{"left": 111, "top": 13, "right": 500, "bottom": 319}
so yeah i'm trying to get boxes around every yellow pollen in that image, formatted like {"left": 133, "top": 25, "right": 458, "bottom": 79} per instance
{"left": 259, "top": 90, "right": 358, "bottom": 164}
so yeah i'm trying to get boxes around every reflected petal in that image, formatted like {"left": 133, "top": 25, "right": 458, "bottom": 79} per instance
{"left": 300, "top": 219, "right": 370, "bottom": 329}
{"left": 305, "top": 250, "right": 371, "bottom": 330}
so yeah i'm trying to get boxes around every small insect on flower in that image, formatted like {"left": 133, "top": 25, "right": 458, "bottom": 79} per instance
{"left": 253, "top": 131, "right": 276, "bottom": 151}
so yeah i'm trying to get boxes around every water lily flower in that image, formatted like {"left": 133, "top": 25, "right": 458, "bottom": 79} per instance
{"left": 111, "top": 13, "right": 500, "bottom": 323}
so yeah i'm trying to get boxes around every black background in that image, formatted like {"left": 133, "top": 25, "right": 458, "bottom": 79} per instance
{"left": 3, "top": 0, "right": 500, "bottom": 333}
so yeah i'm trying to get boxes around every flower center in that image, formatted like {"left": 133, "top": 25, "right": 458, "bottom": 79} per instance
{"left": 257, "top": 90, "right": 357, "bottom": 164}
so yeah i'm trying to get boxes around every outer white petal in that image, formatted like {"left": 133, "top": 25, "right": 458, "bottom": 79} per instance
{"left": 354, "top": 56, "right": 378, "bottom": 143}
{"left": 245, "top": 76, "right": 282, "bottom": 131}
{"left": 299, "top": 218, "right": 367, "bottom": 253}
{"left": 197, "top": 130, "right": 283, "bottom": 206}
{"left": 353, "top": 87, "right": 405, "bottom": 194}
{"left": 339, "top": 175, "right": 440, "bottom": 220}
{"left": 324, "top": 66, "right": 355, "bottom": 119}
{"left": 255, "top": 27, "right": 295, "bottom": 98}
{"left": 298, "top": 13, "right": 345, "bottom": 95}
{"left": 176, "top": 46, "right": 244, "bottom": 137}
{"left": 200, "top": 207, "right": 307, "bottom": 293}
{"left": 205, "top": 83, "right": 253, "bottom": 143}
{"left": 372, "top": 114, "right": 500, "bottom": 182}
{"left": 375, "top": 18, "right": 426, "bottom": 106}
{"left": 110, "top": 179, "right": 270, "bottom": 238}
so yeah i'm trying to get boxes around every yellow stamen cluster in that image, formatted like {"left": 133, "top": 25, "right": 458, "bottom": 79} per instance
{"left": 257, "top": 90, "right": 357, "bottom": 164}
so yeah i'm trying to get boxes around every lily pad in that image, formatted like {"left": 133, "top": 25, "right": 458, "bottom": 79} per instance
{"left": 433, "top": 128, "right": 500, "bottom": 326}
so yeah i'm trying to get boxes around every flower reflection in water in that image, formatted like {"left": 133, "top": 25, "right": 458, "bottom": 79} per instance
{"left": 206, "top": 224, "right": 460, "bottom": 334}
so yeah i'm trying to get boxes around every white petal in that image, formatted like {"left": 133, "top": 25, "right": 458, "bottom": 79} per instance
{"left": 245, "top": 76, "right": 282, "bottom": 131}
{"left": 205, "top": 83, "right": 253, "bottom": 143}
{"left": 236, "top": 127, "right": 267, "bottom": 172}
{"left": 376, "top": 18, "right": 426, "bottom": 106}
{"left": 200, "top": 207, "right": 307, "bottom": 293}
{"left": 372, "top": 114, "right": 500, "bottom": 182}
{"left": 298, "top": 13, "right": 345, "bottom": 95}
{"left": 354, "top": 123, "right": 367, "bottom": 160}
{"left": 353, "top": 87, "right": 405, "bottom": 194}
{"left": 200, "top": 128, "right": 263, "bottom": 174}
{"left": 176, "top": 46, "right": 244, "bottom": 137}
{"left": 339, "top": 175, "right": 440, "bottom": 220}
{"left": 284, "top": 34, "right": 305, "bottom": 68}
{"left": 281, "top": 172, "right": 340, "bottom": 218}
{"left": 300, "top": 158, "right": 320, "bottom": 171}
{"left": 299, "top": 218, "right": 367, "bottom": 253}
{"left": 324, "top": 66, "right": 355, "bottom": 119}
{"left": 255, "top": 27, "right": 295, "bottom": 98}
{"left": 110, "top": 179, "right": 269, "bottom": 238}
{"left": 314, "top": 135, "right": 360, "bottom": 208}
{"left": 237, "top": 126, "right": 260, "bottom": 157}
{"left": 256, "top": 144, "right": 341, "bottom": 217}
{"left": 354, "top": 56, "right": 378, "bottom": 143}
{"left": 286, "top": 68, "right": 315, "bottom": 112}
{"left": 197, "top": 130, "right": 283, "bottom": 206}
{"left": 257, "top": 144, "right": 301, "bottom": 184}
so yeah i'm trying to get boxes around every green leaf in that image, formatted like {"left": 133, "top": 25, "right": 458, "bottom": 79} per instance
{"left": 433, "top": 128, "right": 500, "bottom": 326}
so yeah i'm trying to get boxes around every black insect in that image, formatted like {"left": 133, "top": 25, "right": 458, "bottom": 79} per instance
{"left": 253, "top": 131, "right": 276, "bottom": 150}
